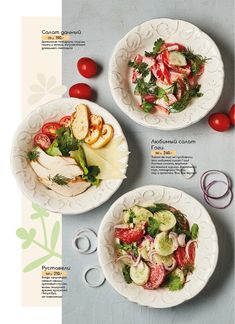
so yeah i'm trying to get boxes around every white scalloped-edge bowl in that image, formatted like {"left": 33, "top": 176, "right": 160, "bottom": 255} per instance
{"left": 98, "top": 185, "right": 218, "bottom": 308}
{"left": 11, "top": 98, "right": 129, "bottom": 214}
{"left": 109, "top": 18, "right": 224, "bottom": 130}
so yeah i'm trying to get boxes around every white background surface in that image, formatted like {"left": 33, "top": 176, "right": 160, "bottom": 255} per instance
{"left": 0, "top": 1, "right": 61, "bottom": 323}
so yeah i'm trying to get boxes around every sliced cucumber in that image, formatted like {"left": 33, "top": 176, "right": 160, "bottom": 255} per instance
{"left": 152, "top": 254, "right": 174, "bottom": 267}
{"left": 154, "top": 232, "right": 175, "bottom": 256}
{"left": 154, "top": 210, "right": 176, "bottom": 231}
{"left": 131, "top": 206, "right": 153, "bottom": 225}
{"left": 144, "top": 72, "right": 151, "bottom": 83}
{"left": 156, "top": 81, "right": 173, "bottom": 93}
{"left": 168, "top": 51, "right": 187, "bottom": 66}
{"left": 130, "top": 261, "right": 150, "bottom": 285}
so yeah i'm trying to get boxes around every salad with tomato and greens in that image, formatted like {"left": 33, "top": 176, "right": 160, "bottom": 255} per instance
{"left": 115, "top": 203, "right": 199, "bottom": 291}
{"left": 27, "top": 104, "right": 114, "bottom": 197}
{"left": 128, "top": 38, "right": 209, "bottom": 115}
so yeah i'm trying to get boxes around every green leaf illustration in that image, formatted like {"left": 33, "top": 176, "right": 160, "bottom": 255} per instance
{"left": 50, "top": 221, "right": 60, "bottom": 251}
{"left": 22, "top": 228, "right": 36, "bottom": 249}
{"left": 16, "top": 227, "right": 36, "bottom": 249}
{"left": 16, "top": 228, "right": 28, "bottom": 240}
{"left": 31, "top": 203, "right": 49, "bottom": 219}
{"left": 23, "top": 254, "right": 52, "bottom": 272}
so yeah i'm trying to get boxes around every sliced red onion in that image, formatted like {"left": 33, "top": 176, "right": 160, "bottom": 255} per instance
{"left": 148, "top": 250, "right": 161, "bottom": 265}
{"left": 178, "top": 233, "right": 186, "bottom": 247}
{"left": 164, "top": 257, "right": 177, "bottom": 271}
{"left": 169, "top": 232, "right": 179, "bottom": 250}
{"left": 200, "top": 170, "right": 231, "bottom": 199}
{"left": 185, "top": 240, "right": 197, "bottom": 259}
{"left": 145, "top": 235, "right": 154, "bottom": 242}
{"left": 115, "top": 254, "right": 133, "bottom": 264}
{"left": 204, "top": 184, "right": 233, "bottom": 209}
{"left": 133, "top": 253, "right": 141, "bottom": 267}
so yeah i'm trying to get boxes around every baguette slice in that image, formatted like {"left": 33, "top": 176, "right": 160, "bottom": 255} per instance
{"left": 91, "top": 124, "right": 114, "bottom": 149}
{"left": 85, "top": 114, "right": 103, "bottom": 145}
{"left": 71, "top": 104, "right": 89, "bottom": 140}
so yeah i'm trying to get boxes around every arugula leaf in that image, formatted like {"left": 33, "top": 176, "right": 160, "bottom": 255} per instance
{"left": 183, "top": 48, "right": 210, "bottom": 75}
{"left": 191, "top": 223, "right": 199, "bottom": 239}
{"left": 122, "top": 265, "right": 132, "bottom": 284}
{"left": 165, "top": 274, "right": 184, "bottom": 291}
{"left": 169, "top": 85, "right": 203, "bottom": 113}
{"left": 27, "top": 147, "right": 40, "bottom": 161}
{"left": 146, "top": 217, "right": 159, "bottom": 237}
{"left": 145, "top": 38, "right": 165, "bottom": 56}
{"left": 56, "top": 127, "right": 79, "bottom": 156}
{"left": 141, "top": 100, "right": 155, "bottom": 113}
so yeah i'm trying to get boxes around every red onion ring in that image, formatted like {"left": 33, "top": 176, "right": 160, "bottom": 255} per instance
{"left": 204, "top": 181, "right": 233, "bottom": 209}
{"left": 200, "top": 170, "right": 231, "bottom": 199}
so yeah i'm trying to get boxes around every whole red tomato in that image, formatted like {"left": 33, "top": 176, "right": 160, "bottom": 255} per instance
{"left": 208, "top": 113, "right": 230, "bottom": 132}
{"left": 69, "top": 83, "right": 92, "bottom": 100}
{"left": 77, "top": 57, "right": 97, "bottom": 78}
{"left": 229, "top": 104, "right": 235, "bottom": 125}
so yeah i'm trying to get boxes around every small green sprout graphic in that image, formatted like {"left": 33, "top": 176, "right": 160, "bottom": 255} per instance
{"left": 16, "top": 203, "right": 62, "bottom": 272}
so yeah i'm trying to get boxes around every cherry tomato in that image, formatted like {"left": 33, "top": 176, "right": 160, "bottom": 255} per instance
{"left": 208, "top": 113, "right": 230, "bottom": 132}
{"left": 77, "top": 57, "right": 97, "bottom": 78}
{"left": 59, "top": 116, "right": 71, "bottom": 127}
{"left": 42, "top": 122, "right": 61, "bottom": 139}
{"left": 143, "top": 264, "right": 165, "bottom": 290}
{"left": 229, "top": 104, "right": 235, "bottom": 125}
{"left": 175, "top": 243, "right": 196, "bottom": 268}
{"left": 114, "top": 228, "right": 144, "bottom": 244}
{"left": 69, "top": 83, "right": 92, "bottom": 100}
{"left": 34, "top": 133, "right": 51, "bottom": 150}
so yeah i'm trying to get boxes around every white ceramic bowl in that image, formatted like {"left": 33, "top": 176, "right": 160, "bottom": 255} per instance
{"left": 11, "top": 98, "right": 129, "bottom": 214}
{"left": 98, "top": 185, "right": 218, "bottom": 308}
{"left": 109, "top": 18, "right": 224, "bottom": 130}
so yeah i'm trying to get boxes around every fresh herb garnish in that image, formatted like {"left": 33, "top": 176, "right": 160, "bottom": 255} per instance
{"left": 191, "top": 223, "right": 199, "bottom": 239}
{"left": 127, "top": 210, "right": 136, "bottom": 224}
{"left": 50, "top": 174, "right": 71, "bottom": 186}
{"left": 145, "top": 203, "right": 171, "bottom": 213}
{"left": 116, "top": 242, "right": 138, "bottom": 257}
{"left": 183, "top": 48, "right": 210, "bottom": 75}
{"left": 27, "top": 147, "right": 40, "bottom": 161}
{"left": 164, "top": 273, "right": 184, "bottom": 291}
{"left": 145, "top": 38, "right": 165, "bottom": 56}
{"left": 146, "top": 217, "right": 159, "bottom": 237}
{"left": 128, "top": 61, "right": 149, "bottom": 78}
{"left": 141, "top": 99, "right": 155, "bottom": 113}
{"left": 169, "top": 85, "right": 203, "bottom": 113}
{"left": 122, "top": 265, "right": 132, "bottom": 284}
{"left": 82, "top": 165, "right": 100, "bottom": 186}
{"left": 56, "top": 127, "right": 79, "bottom": 156}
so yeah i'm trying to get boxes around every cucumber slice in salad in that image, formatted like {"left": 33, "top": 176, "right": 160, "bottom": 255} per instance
{"left": 168, "top": 51, "right": 187, "bottom": 66}
{"left": 172, "top": 268, "right": 185, "bottom": 284}
{"left": 154, "top": 210, "right": 176, "bottom": 231}
{"left": 132, "top": 206, "right": 153, "bottom": 225}
{"left": 154, "top": 232, "right": 176, "bottom": 256}
{"left": 130, "top": 261, "right": 150, "bottom": 285}
{"left": 152, "top": 254, "right": 174, "bottom": 267}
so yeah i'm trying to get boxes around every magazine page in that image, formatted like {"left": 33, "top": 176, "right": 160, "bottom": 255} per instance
{"left": 6, "top": 0, "right": 235, "bottom": 323}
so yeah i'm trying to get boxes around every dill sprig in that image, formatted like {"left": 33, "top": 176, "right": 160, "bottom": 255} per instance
{"left": 27, "top": 147, "right": 40, "bottom": 161}
{"left": 49, "top": 174, "right": 71, "bottom": 186}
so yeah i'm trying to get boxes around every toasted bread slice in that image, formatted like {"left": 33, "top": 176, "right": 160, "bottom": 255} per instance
{"left": 85, "top": 114, "right": 103, "bottom": 145}
{"left": 71, "top": 104, "right": 89, "bottom": 140}
{"left": 90, "top": 124, "right": 114, "bottom": 149}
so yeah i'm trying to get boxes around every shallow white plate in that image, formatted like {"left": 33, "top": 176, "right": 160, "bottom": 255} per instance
{"left": 11, "top": 98, "right": 129, "bottom": 214}
{"left": 109, "top": 18, "right": 224, "bottom": 130}
{"left": 98, "top": 185, "right": 218, "bottom": 308}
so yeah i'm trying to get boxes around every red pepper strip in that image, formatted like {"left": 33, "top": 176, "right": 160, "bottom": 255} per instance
{"left": 158, "top": 62, "right": 171, "bottom": 85}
